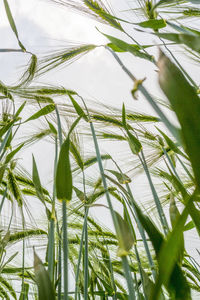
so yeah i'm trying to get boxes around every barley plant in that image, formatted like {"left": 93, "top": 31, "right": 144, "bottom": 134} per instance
{"left": 1, "top": 0, "right": 200, "bottom": 299}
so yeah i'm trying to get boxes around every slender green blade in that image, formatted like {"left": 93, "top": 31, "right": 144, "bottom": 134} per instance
{"left": 102, "top": 31, "right": 154, "bottom": 62}
{"left": 158, "top": 50, "right": 200, "bottom": 187}
{"left": 56, "top": 137, "right": 72, "bottom": 201}
{"left": 137, "top": 19, "right": 166, "bottom": 30}
{"left": 25, "top": 104, "right": 55, "bottom": 122}
{"left": 5, "top": 143, "right": 24, "bottom": 164}
{"left": 3, "top": 0, "right": 26, "bottom": 51}
{"left": 32, "top": 155, "right": 45, "bottom": 203}
{"left": 34, "top": 251, "right": 55, "bottom": 300}
{"left": 155, "top": 32, "right": 200, "bottom": 53}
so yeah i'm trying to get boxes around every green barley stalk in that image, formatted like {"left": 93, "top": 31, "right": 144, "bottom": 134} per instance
{"left": 139, "top": 150, "right": 169, "bottom": 234}
{"left": 55, "top": 106, "right": 69, "bottom": 300}
{"left": 77, "top": 95, "right": 136, "bottom": 299}
{"left": 48, "top": 137, "right": 58, "bottom": 282}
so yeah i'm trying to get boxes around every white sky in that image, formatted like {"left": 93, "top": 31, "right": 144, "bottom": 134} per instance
{"left": 0, "top": 1, "right": 199, "bottom": 297}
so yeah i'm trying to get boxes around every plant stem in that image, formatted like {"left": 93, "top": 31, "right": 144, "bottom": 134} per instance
{"left": 62, "top": 200, "right": 68, "bottom": 300}
{"left": 139, "top": 150, "right": 169, "bottom": 234}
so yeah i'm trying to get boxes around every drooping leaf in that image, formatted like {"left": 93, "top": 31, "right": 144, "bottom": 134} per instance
{"left": 3, "top": 0, "right": 26, "bottom": 51}
{"left": 107, "top": 43, "right": 151, "bottom": 53}
{"left": 25, "top": 104, "right": 55, "bottom": 122}
{"left": 137, "top": 19, "right": 166, "bottom": 30}
{"left": 106, "top": 169, "right": 131, "bottom": 184}
{"left": 155, "top": 32, "right": 200, "bottom": 53}
{"left": 102, "top": 32, "right": 154, "bottom": 62}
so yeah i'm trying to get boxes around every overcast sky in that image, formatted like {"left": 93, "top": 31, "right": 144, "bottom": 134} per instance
{"left": 1, "top": 1, "right": 199, "bottom": 285}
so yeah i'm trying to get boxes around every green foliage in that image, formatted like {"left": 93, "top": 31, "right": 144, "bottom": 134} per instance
{"left": 1, "top": 0, "right": 200, "bottom": 299}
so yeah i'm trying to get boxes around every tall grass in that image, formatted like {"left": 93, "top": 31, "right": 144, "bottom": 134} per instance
{"left": 0, "top": 0, "right": 200, "bottom": 299}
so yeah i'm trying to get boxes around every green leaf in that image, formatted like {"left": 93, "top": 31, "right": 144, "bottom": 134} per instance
{"left": 25, "top": 104, "right": 55, "bottom": 122}
{"left": 122, "top": 103, "right": 127, "bottom": 128}
{"left": 106, "top": 169, "right": 131, "bottom": 184}
{"left": 32, "top": 155, "right": 45, "bottom": 203}
{"left": 132, "top": 203, "right": 190, "bottom": 299}
{"left": 70, "top": 141, "right": 84, "bottom": 170}
{"left": 107, "top": 43, "right": 151, "bottom": 53}
{"left": 141, "top": 268, "right": 159, "bottom": 299}
{"left": 169, "top": 194, "right": 185, "bottom": 264}
{"left": 56, "top": 137, "right": 72, "bottom": 201}
{"left": 5, "top": 143, "right": 24, "bottom": 164}
{"left": 151, "top": 194, "right": 194, "bottom": 300}
{"left": 15, "top": 101, "right": 26, "bottom": 118}
{"left": 114, "top": 211, "right": 134, "bottom": 257}
{"left": 169, "top": 194, "right": 180, "bottom": 227}
{"left": 3, "top": 0, "right": 26, "bottom": 51}
{"left": 122, "top": 102, "right": 142, "bottom": 154}
{"left": 127, "top": 131, "right": 142, "bottom": 155}
{"left": 155, "top": 32, "right": 200, "bottom": 53}
{"left": 158, "top": 50, "right": 200, "bottom": 187}
{"left": 69, "top": 95, "right": 88, "bottom": 121}
{"left": 19, "top": 282, "right": 29, "bottom": 300}
{"left": 48, "top": 121, "right": 57, "bottom": 135}
{"left": 184, "top": 220, "right": 195, "bottom": 231}
{"left": 0, "top": 120, "right": 15, "bottom": 139}
{"left": 137, "top": 19, "right": 166, "bottom": 30}
{"left": 34, "top": 251, "right": 55, "bottom": 300}
{"left": 156, "top": 127, "right": 187, "bottom": 158}
{"left": 102, "top": 32, "right": 154, "bottom": 62}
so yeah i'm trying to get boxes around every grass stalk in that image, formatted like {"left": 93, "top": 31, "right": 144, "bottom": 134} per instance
{"left": 139, "top": 150, "right": 169, "bottom": 234}
{"left": 125, "top": 184, "right": 156, "bottom": 279}
{"left": 83, "top": 171, "right": 89, "bottom": 300}
{"left": 62, "top": 200, "right": 68, "bottom": 300}
{"left": 121, "top": 256, "right": 136, "bottom": 300}
{"left": 74, "top": 208, "right": 89, "bottom": 300}
{"left": 48, "top": 137, "right": 58, "bottom": 282}
{"left": 176, "top": 155, "right": 194, "bottom": 181}
{"left": 20, "top": 208, "right": 25, "bottom": 300}
{"left": 57, "top": 223, "right": 62, "bottom": 300}
{"left": 79, "top": 96, "right": 135, "bottom": 299}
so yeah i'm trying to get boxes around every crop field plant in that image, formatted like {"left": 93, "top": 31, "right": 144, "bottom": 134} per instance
{"left": 0, "top": 0, "right": 200, "bottom": 299}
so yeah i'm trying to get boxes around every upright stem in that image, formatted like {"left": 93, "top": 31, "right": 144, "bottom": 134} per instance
{"left": 83, "top": 171, "right": 89, "bottom": 300}
{"left": 121, "top": 256, "right": 136, "bottom": 300}
{"left": 62, "top": 200, "right": 68, "bottom": 300}
{"left": 126, "top": 184, "right": 156, "bottom": 279}
{"left": 139, "top": 150, "right": 169, "bottom": 234}
{"left": 48, "top": 137, "right": 58, "bottom": 281}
